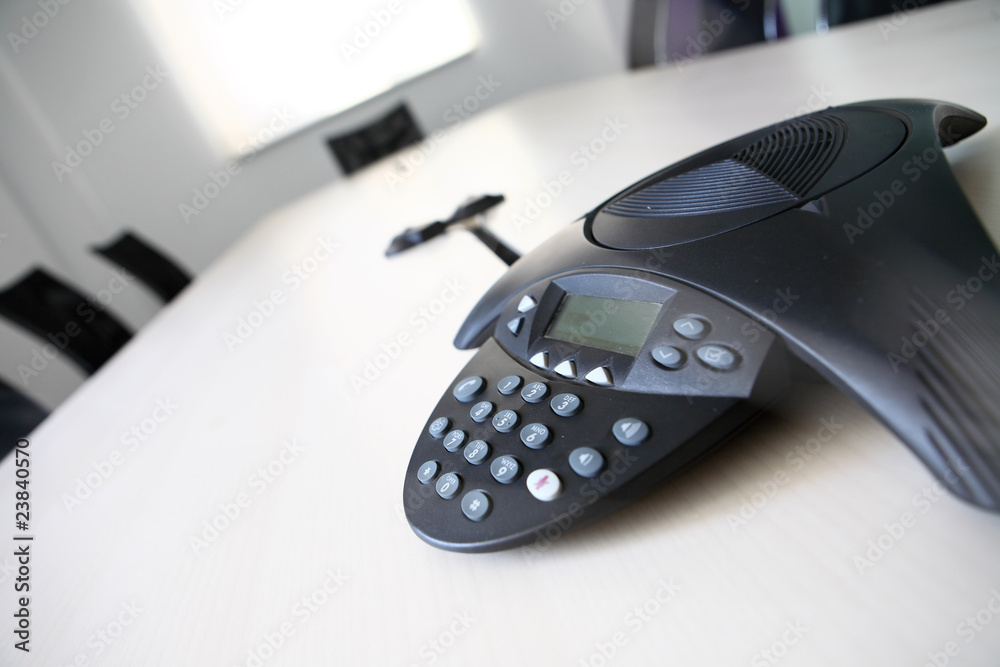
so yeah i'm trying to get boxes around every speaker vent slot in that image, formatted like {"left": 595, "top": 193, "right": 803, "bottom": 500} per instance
{"left": 603, "top": 160, "right": 796, "bottom": 217}
{"left": 733, "top": 114, "right": 845, "bottom": 197}
{"left": 603, "top": 113, "right": 846, "bottom": 219}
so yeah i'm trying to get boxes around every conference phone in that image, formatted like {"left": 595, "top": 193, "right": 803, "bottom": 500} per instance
{"left": 402, "top": 100, "right": 1000, "bottom": 552}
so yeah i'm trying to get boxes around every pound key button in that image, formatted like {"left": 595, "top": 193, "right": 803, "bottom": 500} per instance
{"left": 461, "top": 490, "right": 491, "bottom": 522}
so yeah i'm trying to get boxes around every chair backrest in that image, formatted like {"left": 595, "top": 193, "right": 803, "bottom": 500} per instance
{"left": 0, "top": 377, "right": 47, "bottom": 454}
{"left": 629, "top": 0, "right": 782, "bottom": 69}
{"left": 92, "top": 231, "right": 191, "bottom": 303}
{"left": 0, "top": 269, "right": 132, "bottom": 375}
{"left": 822, "top": 0, "right": 950, "bottom": 27}
{"left": 326, "top": 103, "right": 424, "bottom": 175}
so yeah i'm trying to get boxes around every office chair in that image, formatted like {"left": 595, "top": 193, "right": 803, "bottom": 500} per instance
{"left": 0, "top": 378, "right": 47, "bottom": 457}
{"left": 629, "top": 0, "right": 785, "bottom": 68}
{"left": 0, "top": 269, "right": 132, "bottom": 375}
{"left": 820, "top": 0, "right": 951, "bottom": 29}
{"left": 326, "top": 103, "right": 424, "bottom": 175}
{"left": 92, "top": 231, "right": 192, "bottom": 303}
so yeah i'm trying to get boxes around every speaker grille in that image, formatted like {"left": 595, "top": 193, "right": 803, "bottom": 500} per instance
{"left": 603, "top": 160, "right": 796, "bottom": 217}
{"left": 603, "top": 113, "right": 846, "bottom": 219}
{"left": 733, "top": 114, "right": 845, "bottom": 197}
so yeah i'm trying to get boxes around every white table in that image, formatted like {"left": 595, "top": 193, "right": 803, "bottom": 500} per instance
{"left": 6, "top": 1, "right": 1000, "bottom": 665}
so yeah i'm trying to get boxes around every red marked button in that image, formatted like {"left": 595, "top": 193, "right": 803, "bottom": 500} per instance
{"left": 526, "top": 468, "right": 561, "bottom": 501}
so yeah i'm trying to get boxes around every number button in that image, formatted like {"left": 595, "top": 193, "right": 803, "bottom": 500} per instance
{"left": 490, "top": 456, "right": 521, "bottom": 484}
{"left": 520, "top": 423, "right": 552, "bottom": 449}
{"left": 464, "top": 440, "right": 491, "bottom": 465}
{"left": 492, "top": 409, "right": 519, "bottom": 433}
{"left": 497, "top": 375, "right": 523, "bottom": 395}
{"left": 550, "top": 393, "right": 582, "bottom": 417}
{"left": 436, "top": 472, "right": 462, "bottom": 500}
{"left": 470, "top": 401, "right": 495, "bottom": 423}
{"left": 521, "top": 382, "right": 549, "bottom": 404}
{"left": 442, "top": 429, "right": 467, "bottom": 453}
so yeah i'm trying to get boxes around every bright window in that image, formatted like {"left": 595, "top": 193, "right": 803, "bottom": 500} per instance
{"left": 130, "top": 0, "right": 478, "bottom": 157}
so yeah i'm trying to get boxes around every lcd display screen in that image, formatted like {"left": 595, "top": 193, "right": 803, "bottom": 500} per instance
{"left": 546, "top": 294, "right": 662, "bottom": 356}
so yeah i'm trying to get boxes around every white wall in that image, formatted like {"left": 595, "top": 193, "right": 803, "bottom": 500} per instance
{"left": 0, "top": 0, "right": 629, "bottom": 410}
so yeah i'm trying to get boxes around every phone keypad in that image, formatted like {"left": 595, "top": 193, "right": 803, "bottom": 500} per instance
{"left": 416, "top": 371, "right": 623, "bottom": 524}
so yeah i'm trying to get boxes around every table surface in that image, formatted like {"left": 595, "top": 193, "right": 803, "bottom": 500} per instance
{"left": 6, "top": 1, "right": 1000, "bottom": 665}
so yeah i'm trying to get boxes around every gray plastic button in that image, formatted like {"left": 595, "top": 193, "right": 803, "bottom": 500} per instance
{"left": 551, "top": 393, "right": 582, "bottom": 417}
{"left": 520, "top": 423, "right": 551, "bottom": 449}
{"left": 517, "top": 295, "right": 537, "bottom": 313}
{"left": 507, "top": 317, "right": 523, "bottom": 335}
{"left": 497, "top": 375, "right": 523, "bottom": 395}
{"left": 696, "top": 344, "right": 738, "bottom": 370}
{"left": 442, "top": 429, "right": 466, "bottom": 452}
{"left": 492, "top": 409, "right": 519, "bottom": 433}
{"left": 470, "top": 401, "right": 495, "bottom": 423}
{"left": 453, "top": 376, "right": 485, "bottom": 403}
{"left": 490, "top": 456, "right": 521, "bottom": 484}
{"left": 461, "top": 490, "right": 491, "bottom": 521}
{"left": 417, "top": 460, "right": 439, "bottom": 484}
{"left": 673, "top": 317, "right": 707, "bottom": 339}
{"left": 435, "top": 472, "right": 461, "bottom": 500}
{"left": 569, "top": 447, "right": 604, "bottom": 478}
{"left": 464, "top": 440, "right": 491, "bottom": 465}
{"left": 428, "top": 417, "right": 451, "bottom": 439}
{"left": 613, "top": 418, "right": 650, "bottom": 446}
{"left": 652, "top": 345, "right": 684, "bottom": 369}
{"left": 521, "top": 382, "right": 549, "bottom": 403}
